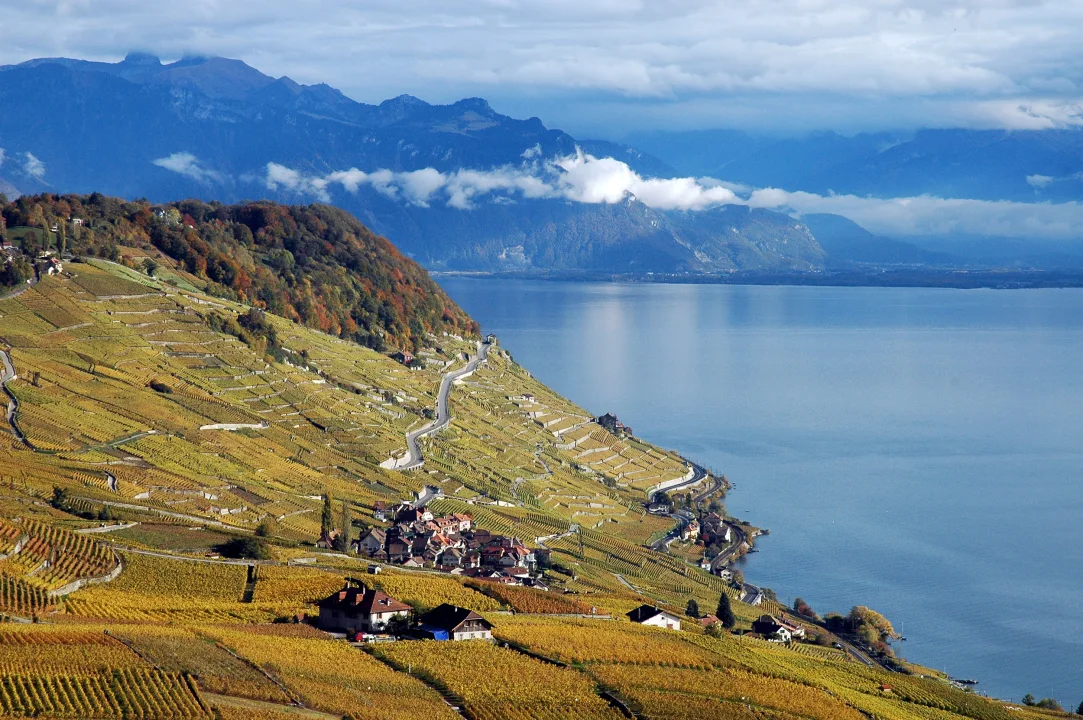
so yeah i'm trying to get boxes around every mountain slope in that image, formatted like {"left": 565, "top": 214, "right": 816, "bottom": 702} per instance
{"left": 0, "top": 54, "right": 824, "bottom": 273}
{"left": 1, "top": 194, "right": 476, "bottom": 349}
{"left": 800, "top": 213, "right": 956, "bottom": 267}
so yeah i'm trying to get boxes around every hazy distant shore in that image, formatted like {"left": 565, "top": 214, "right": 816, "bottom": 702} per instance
{"left": 432, "top": 268, "right": 1083, "bottom": 290}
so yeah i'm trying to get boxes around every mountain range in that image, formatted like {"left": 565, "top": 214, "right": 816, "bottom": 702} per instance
{"left": 1, "top": 52, "right": 1078, "bottom": 275}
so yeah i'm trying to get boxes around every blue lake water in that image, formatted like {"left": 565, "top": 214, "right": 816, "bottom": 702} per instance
{"left": 439, "top": 277, "right": 1083, "bottom": 704}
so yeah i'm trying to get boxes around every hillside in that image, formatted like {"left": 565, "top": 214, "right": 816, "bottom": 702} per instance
{"left": 0, "top": 54, "right": 825, "bottom": 274}
{"left": 0, "top": 260, "right": 1075, "bottom": 719}
{"left": 0, "top": 194, "right": 477, "bottom": 350}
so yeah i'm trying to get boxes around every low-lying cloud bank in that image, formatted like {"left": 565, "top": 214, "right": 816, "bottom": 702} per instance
{"left": 263, "top": 150, "right": 739, "bottom": 211}
{"left": 152, "top": 149, "right": 1083, "bottom": 241}
{"left": 747, "top": 189, "right": 1083, "bottom": 241}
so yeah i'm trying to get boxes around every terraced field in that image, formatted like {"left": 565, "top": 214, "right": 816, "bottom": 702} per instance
{"left": 0, "top": 261, "right": 1073, "bottom": 720}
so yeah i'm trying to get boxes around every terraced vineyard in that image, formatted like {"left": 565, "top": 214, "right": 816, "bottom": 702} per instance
{"left": 0, "top": 259, "right": 1073, "bottom": 720}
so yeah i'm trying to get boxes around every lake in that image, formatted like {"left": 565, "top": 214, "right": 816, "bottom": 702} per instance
{"left": 439, "top": 277, "right": 1083, "bottom": 704}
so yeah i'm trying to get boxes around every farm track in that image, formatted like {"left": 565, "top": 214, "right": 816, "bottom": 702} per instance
{"left": 201, "top": 693, "right": 340, "bottom": 720}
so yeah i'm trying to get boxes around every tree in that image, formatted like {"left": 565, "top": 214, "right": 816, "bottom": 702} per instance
{"left": 1036, "top": 698, "right": 1062, "bottom": 711}
{"left": 255, "top": 518, "right": 276, "bottom": 538}
{"left": 704, "top": 622, "right": 723, "bottom": 638}
{"left": 386, "top": 614, "right": 411, "bottom": 636}
{"left": 216, "top": 537, "right": 271, "bottom": 560}
{"left": 50, "top": 486, "right": 70, "bottom": 511}
{"left": 686, "top": 599, "right": 700, "bottom": 618}
{"left": 142, "top": 258, "right": 159, "bottom": 276}
{"left": 320, "top": 494, "right": 334, "bottom": 539}
{"left": 335, "top": 500, "right": 352, "bottom": 552}
{"left": 793, "top": 597, "right": 820, "bottom": 621}
{"left": 1075, "top": 699, "right": 1083, "bottom": 715}
{"left": 716, "top": 591, "right": 736, "bottom": 629}
{"left": 1022, "top": 694, "right": 1035, "bottom": 707}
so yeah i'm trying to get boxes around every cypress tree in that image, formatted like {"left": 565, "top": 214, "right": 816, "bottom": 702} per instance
{"left": 716, "top": 591, "right": 736, "bottom": 629}
{"left": 320, "top": 494, "right": 333, "bottom": 538}
{"left": 336, "top": 499, "right": 352, "bottom": 552}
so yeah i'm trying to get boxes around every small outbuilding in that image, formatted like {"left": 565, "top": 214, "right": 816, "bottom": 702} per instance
{"left": 417, "top": 603, "right": 493, "bottom": 641}
{"left": 626, "top": 605, "right": 682, "bottom": 630}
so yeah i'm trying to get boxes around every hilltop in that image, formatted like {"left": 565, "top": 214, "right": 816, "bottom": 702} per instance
{"left": 0, "top": 242, "right": 1075, "bottom": 717}
{"left": 1, "top": 193, "right": 476, "bottom": 350}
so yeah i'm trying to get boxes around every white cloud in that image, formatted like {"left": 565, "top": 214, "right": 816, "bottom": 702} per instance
{"left": 22, "top": 152, "right": 44, "bottom": 180}
{"left": 262, "top": 150, "right": 1083, "bottom": 240}
{"left": 747, "top": 188, "right": 1083, "bottom": 240}
{"left": 3, "top": 1, "right": 1083, "bottom": 132}
{"left": 0, "top": 148, "right": 5, "bottom": 169}
{"left": 263, "top": 149, "right": 739, "bottom": 211}
{"left": 152, "top": 152, "right": 226, "bottom": 183}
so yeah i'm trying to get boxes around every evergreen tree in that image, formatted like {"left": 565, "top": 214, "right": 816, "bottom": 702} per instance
{"left": 320, "top": 494, "right": 333, "bottom": 538}
{"left": 686, "top": 599, "right": 700, "bottom": 618}
{"left": 335, "top": 499, "right": 352, "bottom": 552}
{"left": 1075, "top": 700, "right": 1083, "bottom": 715}
{"left": 716, "top": 591, "right": 736, "bottom": 629}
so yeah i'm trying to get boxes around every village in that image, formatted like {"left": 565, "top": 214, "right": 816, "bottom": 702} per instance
{"left": 308, "top": 495, "right": 814, "bottom": 652}
{"left": 342, "top": 498, "right": 551, "bottom": 588}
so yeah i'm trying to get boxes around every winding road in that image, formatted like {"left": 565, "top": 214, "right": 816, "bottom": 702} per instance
{"left": 0, "top": 348, "right": 24, "bottom": 443}
{"left": 382, "top": 340, "right": 491, "bottom": 471}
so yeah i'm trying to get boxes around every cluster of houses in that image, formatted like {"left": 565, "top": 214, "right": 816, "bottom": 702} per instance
{"left": 596, "top": 412, "right": 633, "bottom": 437}
{"left": 317, "top": 586, "right": 494, "bottom": 642}
{"left": 353, "top": 503, "right": 549, "bottom": 587}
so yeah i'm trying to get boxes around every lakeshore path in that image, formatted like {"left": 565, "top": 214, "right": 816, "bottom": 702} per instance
{"left": 382, "top": 339, "right": 491, "bottom": 471}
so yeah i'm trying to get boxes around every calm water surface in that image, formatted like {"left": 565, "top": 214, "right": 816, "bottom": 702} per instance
{"left": 439, "top": 277, "right": 1083, "bottom": 703}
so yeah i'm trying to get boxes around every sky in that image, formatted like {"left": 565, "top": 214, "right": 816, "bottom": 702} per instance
{"left": 1, "top": 0, "right": 1083, "bottom": 136}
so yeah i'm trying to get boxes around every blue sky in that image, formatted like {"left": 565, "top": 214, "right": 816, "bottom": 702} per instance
{"left": 1, "top": 0, "right": 1082, "bottom": 136}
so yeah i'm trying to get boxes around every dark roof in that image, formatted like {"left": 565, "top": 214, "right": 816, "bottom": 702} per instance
{"left": 319, "top": 586, "right": 411, "bottom": 615}
{"left": 627, "top": 604, "right": 674, "bottom": 623}
{"left": 418, "top": 603, "right": 492, "bottom": 633}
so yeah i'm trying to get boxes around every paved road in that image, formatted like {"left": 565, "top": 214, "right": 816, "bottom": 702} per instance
{"left": 0, "top": 348, "right": 24, "bottom": 442}
{"left": 709, "top": 522, "right": 748, "bottom": 573}
{"left": 386, "top": 340, "right": 491, "bottom": 471}
{"left": 648, "top": 464, "right": 710, "bottom": 551}
{"left": 647, "top": 462, "right": 707, "bottom": 504}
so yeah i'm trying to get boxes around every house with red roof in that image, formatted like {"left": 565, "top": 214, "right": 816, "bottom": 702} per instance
{"left": 317, "top": 587, "right": 411, "bottom": 635}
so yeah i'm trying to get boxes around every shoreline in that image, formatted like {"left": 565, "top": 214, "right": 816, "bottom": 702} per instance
{"left": 432, "top": 268, "right": 1083, "bottom": 290}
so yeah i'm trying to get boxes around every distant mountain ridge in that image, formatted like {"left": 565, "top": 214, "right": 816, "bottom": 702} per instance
{"left": 628, "top": 128, "right": 1083, "bottom": 203}
{"left": 0, "top": 53, "right": 826, "bottom": 274}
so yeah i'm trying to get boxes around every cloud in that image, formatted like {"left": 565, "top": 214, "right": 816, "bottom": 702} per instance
{"left": 2, "top": 1, "right": 1083, "bottom": 132}
{"left": 152, "top": 152, "right": 226, "bottom": 183}
{"left": 22, "top": 152, "right": 44, "bottom": 180}
{"left": 746, "top": 188, "right": 1083, "bottom": 241}
{"left": 261, "top": 147, "right": 1083, "bottom": 240}
{"left": 263, "top": 149, "right": 738, "bottom": 211}
{"left": 0, "top": 148, "right": 5, "bottom": 169}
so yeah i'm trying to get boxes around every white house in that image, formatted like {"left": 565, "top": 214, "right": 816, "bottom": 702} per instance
{"left": 627, "top": 605, "right": 682, "bottom": 630}
{"left": 317, "top": 587, "right": 411, "bottom": 635}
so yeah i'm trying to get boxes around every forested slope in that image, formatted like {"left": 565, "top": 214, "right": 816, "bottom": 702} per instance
{"left": 1, "top": 193, "right": 477, "bottom": 350}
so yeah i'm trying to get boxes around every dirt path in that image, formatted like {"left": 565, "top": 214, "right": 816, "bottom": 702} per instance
{"left": 200, "top": 693, "right": 339, "bottom": 720}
